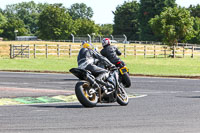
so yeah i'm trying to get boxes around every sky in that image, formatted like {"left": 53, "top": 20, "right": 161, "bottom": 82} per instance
{"left": 0, "top": 0, "right": 199, "bottom": 24}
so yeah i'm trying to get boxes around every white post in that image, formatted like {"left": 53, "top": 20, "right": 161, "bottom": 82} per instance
{"left": 71, "top": 34, "right": 74, "bottom": 43}
{"left": 88, "top": 34, "right": 91, "bottom": 43}
{"left": 123, "top": 34, "right": 127, "bottom": 44}
{"left": 110, "top": 35, "right": 114, "bottom": 40}
{"left": 98, "top": 35, "right": 101, "bottom": 43}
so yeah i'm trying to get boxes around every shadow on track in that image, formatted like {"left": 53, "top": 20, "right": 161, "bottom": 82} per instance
{"left": 29, "top": 104, "right": 119, "bottom": 109}
{"left": 30, "top": 104, "right": 83, "bottom": 108}
{"left": 63, "top": 79, "right": 79, "bottom": 81}
{"left": 48, "top": 78, "right": 78, "bottom": 81}
{"left": 177, "top": 96, "right": 200, "bottom": 99}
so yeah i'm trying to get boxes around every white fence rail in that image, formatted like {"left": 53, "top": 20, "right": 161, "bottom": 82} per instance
{"left": 6, "top": 44, "right": 200, "bottom": 59}
{"left": 1, "top": 44, "right": 200, "bottom": 59}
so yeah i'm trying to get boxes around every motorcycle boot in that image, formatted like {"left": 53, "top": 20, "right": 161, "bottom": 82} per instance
{"left": 96, "top": 72, "right": 110, "bottom": 92}
{"left": 107, "top": 82, "right": 114, "bottom": 91}
{"left": 101, "top": 86, "right": 108, "bottom": 93}
{"left": 97, "top": 72, "right": 109, "bottom": 81}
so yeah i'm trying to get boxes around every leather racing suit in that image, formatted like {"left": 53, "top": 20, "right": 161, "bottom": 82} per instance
{"left": 77, "top": 47, "right": 114, "bottom": 86}
{"left": 100, "top": 45, "right": 125, "bottom": 67}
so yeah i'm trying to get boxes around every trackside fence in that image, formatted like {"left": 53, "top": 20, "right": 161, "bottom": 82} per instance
{"left": 0, "top": 44, "right": 200, "bottom": 59}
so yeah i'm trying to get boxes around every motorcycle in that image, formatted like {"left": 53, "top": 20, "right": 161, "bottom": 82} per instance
{"left": 69, "top": 67, "right": 129, "bottom": 107}
{"left": 116, "top": 61, "right": 131, "bottom": 88}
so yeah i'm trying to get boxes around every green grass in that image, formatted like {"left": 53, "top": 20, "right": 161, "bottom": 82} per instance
{"left": 123, "top": 56, "right": 200, "bottom": 76}
{"left": 0, "top": 57, "right": 77, "bottom": 72}
{"left": 0, "top": 56, "right": 200, "bottom": 76}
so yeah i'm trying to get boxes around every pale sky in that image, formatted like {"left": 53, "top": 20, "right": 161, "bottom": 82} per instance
{"left": 0, "top": 0, "right": 199, "bottom": 24}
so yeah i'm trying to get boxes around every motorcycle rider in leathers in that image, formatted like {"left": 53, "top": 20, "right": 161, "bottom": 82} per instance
{"left": 100, "top": 38, "right": 125, "bottom": 67}
{"left": 77, "top": 41, "right": 114, "bottom": 92}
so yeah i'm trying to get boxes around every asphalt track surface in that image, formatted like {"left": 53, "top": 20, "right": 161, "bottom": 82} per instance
{"left": 0, "top": 71, "right": 200, "bottom": 133}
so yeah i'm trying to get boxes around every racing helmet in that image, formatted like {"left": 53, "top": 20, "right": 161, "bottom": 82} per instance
{"left": 102, "top": 38, "right": 111, "bottom": 47}
{"left": 82, "top": 41, "right": 94, "bottom": 49}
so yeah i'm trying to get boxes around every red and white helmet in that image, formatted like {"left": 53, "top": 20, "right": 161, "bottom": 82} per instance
{"left": 102, "top": 38, "right": 111, "bottom": 47}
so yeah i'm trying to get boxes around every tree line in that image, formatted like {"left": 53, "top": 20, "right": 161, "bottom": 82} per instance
{"left": 0, "top": 1, "right": 113, "bottom": 41}
{"left": 114, "top": 0, "right": 200, "bottom": 45}
{"left": 0, "top": 0, "right": 200, "bottom": 45}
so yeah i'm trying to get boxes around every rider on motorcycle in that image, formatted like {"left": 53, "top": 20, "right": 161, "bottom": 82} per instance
{"left": 77, "top": 41, "right": 114, "bottom": 92}
{"left": 100, "top": 38, "right": 125, "bottom": 67}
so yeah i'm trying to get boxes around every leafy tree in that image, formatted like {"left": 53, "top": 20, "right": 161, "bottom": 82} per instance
{"left": 149, "top": 7, "right": 195, "bottom": 46}
{"left": 0, "top": 8, "right": 3, "bottom": 14}
{"left": 99, "top": 24, "right": 113, "bottom": 36}
{"left": 75, "top": 19, "right": 99, "bottom": 35}
{"left": 189, "top": 4, "right": 200, "bottom": 18}
{"left": 188, "top": 17, "right": 200, "bottom": 44}
{"left": 69, "top": 3, "right": 93, "bottom": 20}
{"left": 0, "top": 13, "right": 7, "bottom": 34}
{"left": 1, "top": 17, "right": 28, "bottom": 40}
{"left": 139, "top": 0, "right": 176, "bottom": 41}
{"left": 113, "top": 1, "right": 140, "bottom": 40}
{"left": 38, "top": 4, "right": 77, "bottom": 40}
{"left": 4, "top": 1, "right": 49, "bottom": 34}
{"left": 187, "top": 4, "right": 200, "bottom": 44}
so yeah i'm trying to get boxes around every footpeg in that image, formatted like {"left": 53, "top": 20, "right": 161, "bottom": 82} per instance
{"left": 89, "top": 89, "right": 96, "bottom": 94}
{"left": 104, "top": 90, "right": 114, "bottom": 95}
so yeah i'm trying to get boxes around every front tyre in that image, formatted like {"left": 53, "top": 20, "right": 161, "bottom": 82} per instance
{"left": 75, "top": 82, "right": 98, "bottom": 107}
{"left": 117, "top": 87, "right": 129, "bottom": 106}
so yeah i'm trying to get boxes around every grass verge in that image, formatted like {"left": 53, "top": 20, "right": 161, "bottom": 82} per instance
{"left": 123, "top": 56, "right": 200, "bottom": 76}
{"left": 0, "top": 56, "right": 200, "bottom": 77}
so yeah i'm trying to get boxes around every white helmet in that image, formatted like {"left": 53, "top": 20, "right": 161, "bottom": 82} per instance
{"left": 102, "top": 38, "right": 111, "bottom": 47}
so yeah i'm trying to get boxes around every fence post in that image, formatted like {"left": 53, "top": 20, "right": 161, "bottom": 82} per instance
{"left": 124, "top": 45, "right": 126, "bottom": 58}
{"left": 134, "top": 45, "right": 137, "bottom": 57}
{"left": 154, "top": 45, "right": 156, "bottom": 58}
{"left": 164, "top": 47, "right": 167, "bottom": 58}
{"left": 45, "top": 44, "right": 48, "bottom": 58}
{"left": 173, "top": 45, "right": 176, "bottom": 58}
{"left": 183, "top": 46, "right": 185, "bottom": 58}
{"left": 21, "top": 45, "right": 23, "bottom": 58}
{"left": 69, "top": 44, "right": 72, "bottom": 57}
{"left": 34, "top": 44, "right": 36, "bottom": 58}
{"left": 10, "top": 44, "right": 13, "bottom": 59}
{"left": 191, "top": 46, "right": 194, "bottom": 58}
{"left": 57, "top": 44, "right": 60, "bottom": 57}
{"left": 28, "top": 45, "right": 30, "bottom": 59}
{"left": 144, "top": 46, "right": 146, "bottom": 58}
{"left": 13, "top": 45, "right": 15, "bottom": 58}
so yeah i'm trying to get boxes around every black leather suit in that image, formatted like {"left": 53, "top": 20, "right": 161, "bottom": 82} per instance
{"left": 77, "top": 47, "right": 113, "bottom": 80}
{"left": 100, "top": 45, "right": 124, "bottom": 66}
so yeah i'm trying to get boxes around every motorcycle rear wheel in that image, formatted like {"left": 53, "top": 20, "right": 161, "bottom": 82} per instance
{"left": 121, "top": 73, "right": 131, "bottom": 88}
{"left": 75, "top": 82, "right": 98, "bottom": 107}
{"left": 117, "top": 87, "right": 129, "bottom": 106}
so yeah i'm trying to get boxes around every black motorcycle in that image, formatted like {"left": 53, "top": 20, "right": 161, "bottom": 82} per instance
{"left": 69, "top": 67, "right": 129, "bottom": 107}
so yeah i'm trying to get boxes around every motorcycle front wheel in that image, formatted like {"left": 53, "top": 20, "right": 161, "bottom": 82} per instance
{"left": 117, "top": 87, "right": 129, "bottom": 106}
{"left": 75, "top": 81, "right": 98, "bottom": 107}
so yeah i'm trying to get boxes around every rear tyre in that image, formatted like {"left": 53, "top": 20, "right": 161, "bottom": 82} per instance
{"left": 121, "top": 73, "right": 131, "bottom": 88}
{"left": 75, "top": 82, "right": 98, "bottom": 107}
{"left": 117, "top": 87, "right": 129, "bottom": 106}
